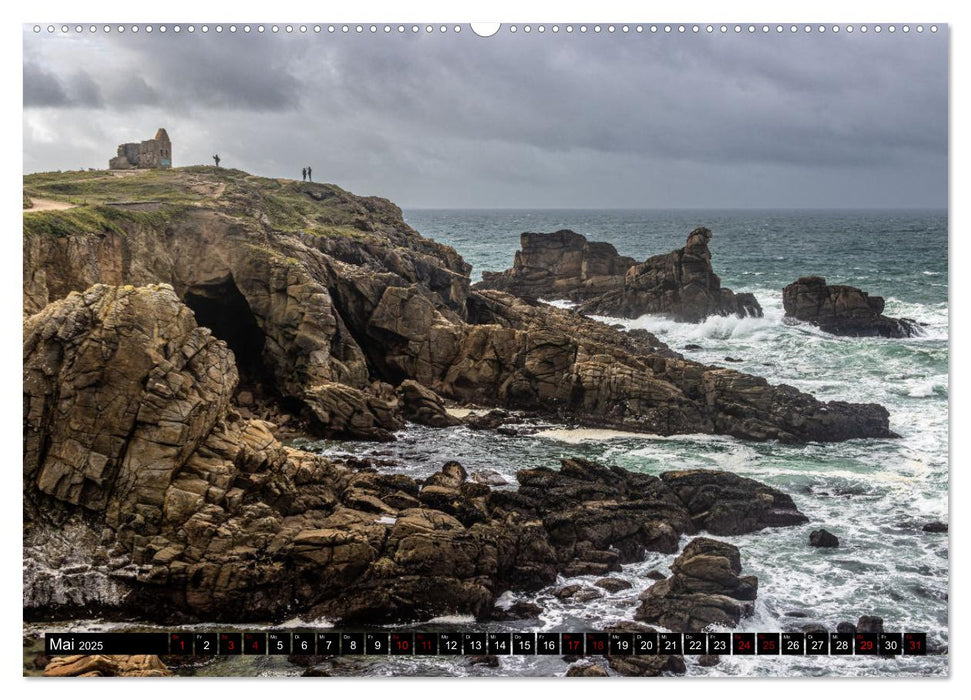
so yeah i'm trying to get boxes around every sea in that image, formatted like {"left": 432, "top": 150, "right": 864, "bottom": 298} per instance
{"left": 27, "top": 209, "right": 948, "bottom": 677}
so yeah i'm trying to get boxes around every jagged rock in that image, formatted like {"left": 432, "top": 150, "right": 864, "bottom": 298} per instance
{"left": 463, "top": 409, "right": 517, "bottom": 431}
{"left": 22, "top": 170, "right": 892, "bottom": 444}
{"left": 477, "top": 230, "right": 637, "bottom": 302}
{"left": 595, "top": 577, "right": 632, "bottom": 593}
{"left": 566, "top": 662, "right": 609, "bottom": 677}
{"left": 472, "top": 469, "right": 509, "bottom": 486}
{"left": 396, "top": 379, "right": 462, "bottom": 427}
{"left": 574, "top": 587, "right": 605, "bottom": 602}
{"left": 23, "top": 289, "right": 808, "bottom": 625}
{"left": 44, "top": 655, "right": 172, "bottom": 677}
{"left": 809, "top": 529, "right": 840, "bottom": 548}
{"left": 659, "top": 470, "right": 809, "bottom": 534}
{"left": 635, "top": 538, "right": 757, "bottom": 632}
{"left": 555, "top": 584, "right": 583, "bottom": 599}
{"left": 576, "top": 228, "right": 763, "bottom": 322}
{"left": 782, "top": 276, "right": 922, "bottom": 337}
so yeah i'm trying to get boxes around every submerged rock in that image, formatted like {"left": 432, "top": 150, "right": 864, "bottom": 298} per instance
{"left": 782, "top": 276, "right": 922, "bottom": 338}
{"left": 809, "top": 529, "right": 841, "bottom": 548}
{"left": 922, "top": 521, "right": 948, "bottom": 533}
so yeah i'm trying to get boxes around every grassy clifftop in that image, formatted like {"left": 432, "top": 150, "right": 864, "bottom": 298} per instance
{"left": 22, "top": 166, "right": 403, "bottom": 241}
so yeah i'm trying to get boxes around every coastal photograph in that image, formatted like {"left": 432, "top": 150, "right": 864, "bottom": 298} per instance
{"left": 22, "top": 22, "right": 948, "bottom": 678}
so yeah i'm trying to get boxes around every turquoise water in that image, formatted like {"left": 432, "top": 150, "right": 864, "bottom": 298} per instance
{"left": 355, "top": 208, "right": 945, "bottom": 676}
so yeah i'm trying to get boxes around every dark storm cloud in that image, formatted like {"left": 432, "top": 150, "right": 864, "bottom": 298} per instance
{"left": 22, "top": 26, "right": 947, "bottom": 208}
{"left": 23, "top": 62, "right": 102, "bottom": 107}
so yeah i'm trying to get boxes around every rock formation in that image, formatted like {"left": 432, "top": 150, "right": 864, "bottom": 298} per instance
{"left": 23, "top": 286, "right": 813, "bottom": 624}
{"left": 782, "top": 276, "right": 922, "bottom": 338}
{"left": 44, "top": 654, "right": 172, "bottom": 677}
{"left": 577, "top": 227, "right": 763, "bottom": 322}
{"left": 478, "top": 227, "right": 762, "bottom": 322}
{"left": 635, "top": 537, "right": 758, "bottom": 632}
{"left": 22, "top": 169, "right": 893, "bottom": 443}
{"left": 477, "top": 229, "right": 636, "bottom": 301}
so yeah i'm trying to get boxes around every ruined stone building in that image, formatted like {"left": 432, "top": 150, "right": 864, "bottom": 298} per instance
{"left": 109, "top": 128, "right": 172, "bottom": 170}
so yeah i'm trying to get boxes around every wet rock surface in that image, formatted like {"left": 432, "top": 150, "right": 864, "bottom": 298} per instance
{"left": 809, "top": 529, "right": 841, "bottom": 547}
{"left": 635, "top": 537, "right": 758, "bottom": 632}
{"left": 783, "top": 276, "right": 922, "bottom": 338}
{"left": 22, "top": 171, "right": 894, "bottom": 444}
{"left": 577, "top": 228, "right": 763, "bottom": 322}
{"left": 22, "top": 287, "right": 809, "bottom": 626}
{"left": 477, "top": 229, "right": 637, "bottom": 302}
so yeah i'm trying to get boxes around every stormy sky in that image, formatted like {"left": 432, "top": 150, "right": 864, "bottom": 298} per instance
{"left": 22, "top": 25, "right": 948, "bottom": 208}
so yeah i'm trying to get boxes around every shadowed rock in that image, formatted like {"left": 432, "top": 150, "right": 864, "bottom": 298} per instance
{"left": 782, "top": 276, "right": 922, "bottom": 338}
{"left": 635, "top": 538, "right": 758, "bottom": 632}
{"left": 577, "top": 227, "right": 763, "bottom": 322}
{"left": 23, "top": 293, "right": 809, "bottom": 625}
{"left": 478, "top": 229, "right": 637, "bottom": 302}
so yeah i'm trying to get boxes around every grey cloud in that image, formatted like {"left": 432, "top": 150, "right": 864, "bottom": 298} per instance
{"left": 22, "top": 27, "right": 947, "bottom": 208}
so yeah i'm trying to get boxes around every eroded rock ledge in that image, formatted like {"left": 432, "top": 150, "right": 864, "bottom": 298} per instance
{"left": 24, "top": 284, "right": 811, "bottom": 624}
{"left": 782, "top": 276, "right": 922, "bottom": 338}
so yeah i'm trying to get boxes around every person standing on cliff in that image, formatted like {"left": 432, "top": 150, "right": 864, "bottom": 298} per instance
{"left": 307, "top": 166, "right": 312, "bottom": 182}
{"left": 213, "top": 154, "right": 221, "bottom": 168}
{"left": 302, "top": 167, "right": 307, "bottom": 182}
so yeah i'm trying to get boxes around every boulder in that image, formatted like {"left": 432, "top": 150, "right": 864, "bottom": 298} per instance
{"left": 809, "top": 529, "right": 840, "bottom": 548}
{"left": 635, "top": 538, "right": 758, "bottom": 632}
{"left": 566, "top": 662, "right": 609, "bottom": 677}
{"left": 44, "top": 655, "right": 172, "bottom": 677}
{"left": 477, "top": 229, "right": 636, "bottom": 302}
{"left": 922, "top": 521, "right": 948, "bottom": 533}
{"left": 595, "top": 577, "right": 633, "bottom": 593}
{"left": 782, "top": 276, "right": 922, "bottom": 337}
{"left": 577, "top": 228, "right": 763, "bottom": 322}
{"left": 659, "top": 470, "right": 809, "bottom": 534}
{"left": 396, "top": 379, "right": 462, "bottom": 427}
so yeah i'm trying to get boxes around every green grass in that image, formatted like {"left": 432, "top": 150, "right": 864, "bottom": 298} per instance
{"left": 23, "top": 170, "right": 204, "bottom": 206}
{"left": 22, "top": 204, "right": 190, "bottom": 239}
{"left": 22, "top": 167, "right": 391, "bottom": 242}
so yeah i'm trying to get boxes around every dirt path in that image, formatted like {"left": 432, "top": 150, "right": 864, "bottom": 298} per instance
{"left": 25, "top": 198, "right": 77, "bottom": 211}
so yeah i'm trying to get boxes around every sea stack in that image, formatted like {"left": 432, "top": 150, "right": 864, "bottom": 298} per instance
{"left": 782, "top": 276, "right": 922, "bottom": 338}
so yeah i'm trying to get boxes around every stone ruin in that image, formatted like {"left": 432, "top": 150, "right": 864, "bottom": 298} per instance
{"left": 109, "top": 128, "right": 172, "bottom": 170}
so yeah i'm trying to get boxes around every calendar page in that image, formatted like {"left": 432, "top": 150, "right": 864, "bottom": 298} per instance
{"left": 21, "top": 13, "right": 949, "bottom": 682}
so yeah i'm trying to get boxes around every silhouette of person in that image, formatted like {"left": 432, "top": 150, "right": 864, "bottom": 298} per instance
{"left": 213, "top": 154, "right": 221, "bottom": 167}
{"left": 302, "top": 167, "right": 307, "bottom": 182}
{"left": 307, "top": 166, "right": 312, "bottom": 182}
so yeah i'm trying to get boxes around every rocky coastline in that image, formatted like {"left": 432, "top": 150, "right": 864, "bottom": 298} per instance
{"left": 22, "top": 168, "right": 909, "bottom": 675}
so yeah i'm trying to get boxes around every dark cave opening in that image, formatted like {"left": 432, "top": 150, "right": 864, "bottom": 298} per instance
{"left": 183, "top": 277, "right": 277, "bottom": 398}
